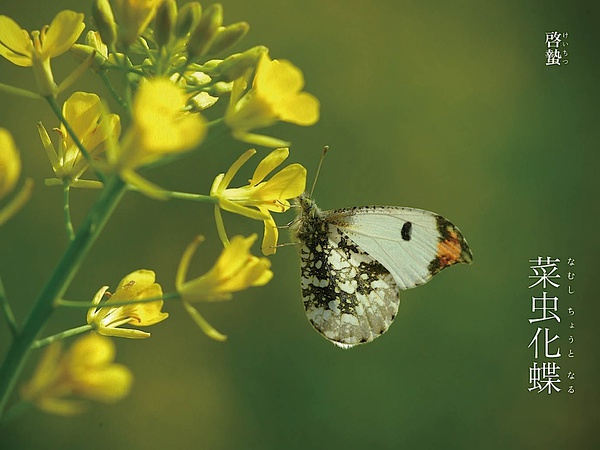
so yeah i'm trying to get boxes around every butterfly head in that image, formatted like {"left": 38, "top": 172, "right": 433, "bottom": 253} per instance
{"left": 293, "top": 192, "right": 322, "bottom": 218}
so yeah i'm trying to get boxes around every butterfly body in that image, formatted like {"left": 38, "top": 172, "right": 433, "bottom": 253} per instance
{"left": 291, "top": 193, "right": 473, "bottom": 348}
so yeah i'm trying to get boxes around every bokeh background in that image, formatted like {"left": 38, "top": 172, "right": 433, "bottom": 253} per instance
{"left": 0, "top": 0, "right": 597, "bottom": 449}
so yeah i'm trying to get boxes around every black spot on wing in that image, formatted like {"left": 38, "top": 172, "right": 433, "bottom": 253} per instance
{"left": 401, "top": 221, "right": 412, "bottom": 241}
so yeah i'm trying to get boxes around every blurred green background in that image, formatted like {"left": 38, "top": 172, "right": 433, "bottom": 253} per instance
{"left": 0, "top": 0, "right": 597, "bottom": 449}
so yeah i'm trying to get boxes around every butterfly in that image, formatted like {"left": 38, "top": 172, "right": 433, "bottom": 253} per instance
{"left": 290, "top": 192, "right": 473, "bottom": 348}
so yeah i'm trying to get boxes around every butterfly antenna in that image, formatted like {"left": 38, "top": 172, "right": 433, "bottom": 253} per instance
{"left": 309, "top": 145, "right": 329, "bottom": 197}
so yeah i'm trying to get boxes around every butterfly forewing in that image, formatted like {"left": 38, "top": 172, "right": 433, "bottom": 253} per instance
{"left": 328, "top": 206, "right": 472, "bottom": 290}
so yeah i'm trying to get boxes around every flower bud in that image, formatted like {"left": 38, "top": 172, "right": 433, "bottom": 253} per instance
{"left": 92, "top": 0, "right": 117, "bottom": 47}
{"left": 113, "top": 0, "right": 161, "bottom": 47}
{"left": 218, "top": 46, "right": 267, "bottom": 82}
{"left": 187, "top": 3, "right": 223, "bottom": 59}
{"left": 154, "top": 0, "right": 177, "bottom": 47}
{"left": 206, "top": 22, "right": 249, "bottom": 56}
{"left": 175, "top": 2, "right": 201, "bottom": 39}
{"left": 207, "top": 81, "right": 233, "bottom": 96}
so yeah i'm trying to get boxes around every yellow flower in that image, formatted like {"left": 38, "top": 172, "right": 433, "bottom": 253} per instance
{"left": 111, "top": 77, "right": 206, "bottom": 198}
{"left": 38, "top": 91, "right": 120, "bottom": 188}
{"left": 112, "top": 0, "right": 163, "bottom": 47}
{"left": 224, "top": 53, "right": 320, "bottom": 147}
{"left": 211, "top": 148, "right": 306, "bottom": 255}
{"left": 176, "top": 235, "right": 273, "bottom": 341}
{"left": 0, "top": 129, "right": 33, "bottom": 226}
{"left": 0, "top": 10, "right": 85, "bottom": 95}
{"left": 0, "top": 128, "right": 21, "bottom": 199}
{"left": 21, "top": 333, "right": 133, "bottom": 416}
{"left": 87, "top": 269, "right": 168, "bottom": 339}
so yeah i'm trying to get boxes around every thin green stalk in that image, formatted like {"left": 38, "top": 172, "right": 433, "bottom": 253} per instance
{"left": 165, "top": 191, "right": 216, "bottom": 202}
{"left": 127, "top": 186, "right": 217, "bottom": 203}
{"left": 0, "top": 399, "right": 32, "bottom": 427}
{"left": 99, "top": 70, "right": 129, "bottom": 111}
{"left": 0, "top": 175, "right": 127, "bottom": 419}
{"left": 63, "top": 184, "right": 75, "bottom": 241}
{"left": 0, "top": 276, "right": 18, "bottom": 337}
{"left": 31, "top": 325, "right": 92, "bottom": 349}
{"left": 0, "top": 82, "right": 42, "bottom": 100}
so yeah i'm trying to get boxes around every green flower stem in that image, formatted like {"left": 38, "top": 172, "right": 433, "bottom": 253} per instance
{"left": 206, "top": 118, "right": 225, "bottom": 128}
{"left": 31, "top": 325, "right": 92, "bottom": 349}
{"left": 162, "top": 191, "right": 217, "bottom": 202}
{"left": 0, "top": 82, "right": 43, "bottom": 100}
{"left": 44, "top": 95, "right": 106, "bottom": 183}
{"left": 0, "top": 175, "right": 126, "bottom": 419}
{"left": 0, "top": 399, "right": 32, "bottom": 427}
{"left": 99, "top": 70, "right": 129, "bottom": 112}
{"left": 0, "top": 277, "right": 18, "bottom": 337}
{"left": 63, "top": 184, "right": 75, "bottom": 241}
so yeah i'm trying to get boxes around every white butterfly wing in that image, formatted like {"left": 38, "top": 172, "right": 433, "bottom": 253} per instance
{"left": 326, "top": 206, "right": 473, "bottom": 290}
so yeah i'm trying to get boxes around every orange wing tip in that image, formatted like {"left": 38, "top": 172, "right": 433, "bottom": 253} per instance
{"left": 428, "top": 216, "right": 473, "bottom": 275}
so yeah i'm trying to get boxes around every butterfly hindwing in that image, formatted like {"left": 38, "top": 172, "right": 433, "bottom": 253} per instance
{"left": 299, "top": 222, "right": 400, "bottom": 348}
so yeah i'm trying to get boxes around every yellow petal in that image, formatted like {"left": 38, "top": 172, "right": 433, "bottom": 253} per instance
{"left": 74, "top": 365, "right": 133, "bottom": 402}
{"left": 175, "top": 235, "right": 204, "bottom": 289}
{"left": 216, "top": 234, "right": 258, "bottom": 278}
{"left": 277, "top": 92, "right": 320, "bottom": 126}
{"left": 219, "top": 255, "right": 272, "bottom": 290}
{"left": 95, "top": 326, "right": 151, "bottom": 339}
{"left": 81, "top": 113, "right": 120, "bottom": 158}
{"left": 255, "top": 56, "right": 305, "bottom": 96}
{"left": 0, "top": 15, "right": 32, "bottom": 66}
{"left": 43, "top": 10, "right": 85, "bottom": 58}
{"left": 62, "top": 92, "right": 102, "bottom": 154}
{"left": 219, "top": 148, "right": 256, "bottom": 191}
{"left": 20, "top": 342, "right": 62, "bottom": 402}
{"left": 228, "top": 67, "right": 251, "bottom": 108}
{"left": 113, "top": 269, "right": 156, "bottom": 294}
{"left": 254, "top": 163, "right": 306, "bottom": 206}
{"left": 183, "top": 301, "right": 228, "bottom": 342}
{"left": 0, "top": 128, "right": 21, "bottom": 199}
{"left": 261, "top": 214, "right": 278, "bottom": 256}
{"left": 231, "top": 130, "right": 290, "bottom": 148}
{"left": 68, "top": 333, "right": 115, "bottom": 367}
{"left": 218, "top": 197, "right": 272, "bottom": 221}
{"left": 250, "top": 147, "right": 289, "bottom": 185}
{"left": 133, "top": 78, "right": 206, "bottom": 154}
{"left": 36, "top": 397, "right": 86, "bottom": 416}
{"left": 133, "top": 284, "right": 169, "bottom": 326}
